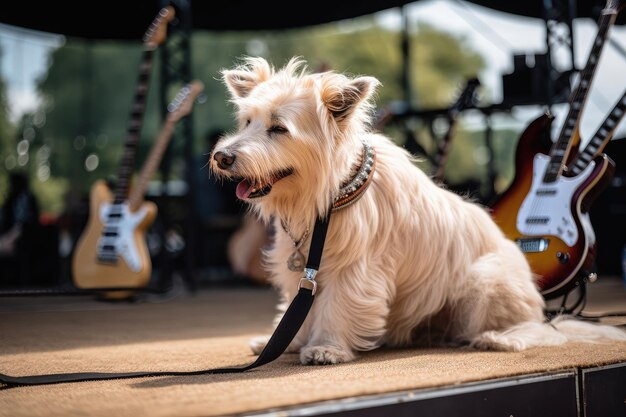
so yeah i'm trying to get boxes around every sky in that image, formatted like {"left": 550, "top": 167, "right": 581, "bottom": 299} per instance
{"left": 1, "top": 0, "right": 625, "bottom": 143}
{"left": 0, "top": 23, "right": 64, "bottom": 121}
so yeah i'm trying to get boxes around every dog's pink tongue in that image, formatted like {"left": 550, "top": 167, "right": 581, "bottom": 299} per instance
{"left": 236, "top": 180, "right": 253, "bottom": 200}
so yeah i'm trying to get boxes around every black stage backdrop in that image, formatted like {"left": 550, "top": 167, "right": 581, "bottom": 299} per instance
{"left": 0, "top": 1, "right": 623, "bottom": 40}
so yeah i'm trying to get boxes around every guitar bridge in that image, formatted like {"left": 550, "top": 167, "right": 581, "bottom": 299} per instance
{"left": 516, "top": 238, "right": 550, "bottom": 253}
{"left": 97, "top": 241, "right": 119, "bottom": 265}
{"left": 97, "top": 253, "right": 118, "bottom": 265}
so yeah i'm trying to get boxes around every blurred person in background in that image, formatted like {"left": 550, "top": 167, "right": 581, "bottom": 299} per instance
{"left": 0, "top": 172, "right": 40, "bottom": 255}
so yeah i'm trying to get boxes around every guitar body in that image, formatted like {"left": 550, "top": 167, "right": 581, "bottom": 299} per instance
{"left": 72, "top": 180, "right": 157, "bottom": 289}
{"left": 491, "top": 114, "right": 614, "bottom": 298}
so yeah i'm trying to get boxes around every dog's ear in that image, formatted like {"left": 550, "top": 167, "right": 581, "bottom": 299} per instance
{"left": 322, "top": 76, "right": 379, "bottom": 122}
{"left": 222, "top": 70, "right": 259, "bottom": 99}
{"left": 222, "top": 57, "right": 273, "bottom": 99}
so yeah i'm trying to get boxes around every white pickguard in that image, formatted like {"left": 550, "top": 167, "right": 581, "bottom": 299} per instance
{"left": 97, "top": 202, "right": 149, "bottom": 272}
{"left": 517, "top": 154, "right": 595, "bottom": 247}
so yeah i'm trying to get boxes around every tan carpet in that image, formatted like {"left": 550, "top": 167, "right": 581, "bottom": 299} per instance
{"left": 1, "top": 278, "right": 626, "bottom": 417}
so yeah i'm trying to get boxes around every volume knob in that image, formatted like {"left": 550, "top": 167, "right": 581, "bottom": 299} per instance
{"left": 556, "top": 252, "right": 570, "bottom": 264}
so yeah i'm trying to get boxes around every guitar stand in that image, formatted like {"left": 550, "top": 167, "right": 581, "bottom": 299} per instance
{"left": 154, "top": 229, "right": 198, "bottom": 295}
{"left": 543, "top": 273, "right": 589, "bottom": 320}
{"left": 544, "top": 272, "right": 626, "bottom": 327}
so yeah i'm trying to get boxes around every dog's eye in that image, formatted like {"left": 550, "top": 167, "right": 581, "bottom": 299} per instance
{"left": 268, "top": 125, "right": 288, "bottom": 135}
{"left": 245, "top": 119, "right": 251, "bottom": 127}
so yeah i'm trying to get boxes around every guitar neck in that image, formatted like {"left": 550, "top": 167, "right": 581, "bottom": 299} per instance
{"left": 431, "top": 78, "right": 480, "bottom": 181}
{"left": 570, "top": 90, "right": 626, "bottom": 176}
{"left": 543, "top": 2, "right": 618, "bottom": 183}
{"left": 432, "top": 114, "right": 458, "bottom": 181}
{"left": 128, "top": 118, "right": 177, "bottom": 211}
{"left": 113, "top": 47, "right": 156, "bottom": 204}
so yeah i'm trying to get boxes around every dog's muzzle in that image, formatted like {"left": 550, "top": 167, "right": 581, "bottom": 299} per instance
{"left": 211, "top": 150, "right": 294, "bottom": 200}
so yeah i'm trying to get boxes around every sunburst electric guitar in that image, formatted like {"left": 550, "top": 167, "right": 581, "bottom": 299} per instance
{"left": 490, "top": 0, "right": 623, "bottom": 299}
{"left": 71, "top": 6, "right": 175, "bottom": 289}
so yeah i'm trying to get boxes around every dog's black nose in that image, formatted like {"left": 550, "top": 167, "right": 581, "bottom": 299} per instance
{"left": 214, "top": 151, "right": 236, "bottom": 170}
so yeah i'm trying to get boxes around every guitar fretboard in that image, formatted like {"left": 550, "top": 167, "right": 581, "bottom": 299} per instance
{"left": 570, "top": 90, "right": 626, "bottom": 176}
{"left": 543, "top": 2, "right": 619, "bottom": 183}
{"left": 114, "top": 47, "right": 155, "bottom": 204}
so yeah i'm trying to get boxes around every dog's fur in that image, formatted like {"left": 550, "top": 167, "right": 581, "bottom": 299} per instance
{"left": 210, "top": 57, "right": 626, "bottom": 365}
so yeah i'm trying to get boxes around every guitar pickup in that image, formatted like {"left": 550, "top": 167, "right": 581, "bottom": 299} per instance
{"left": 535, "top": 189, "right": 556, "bottom": 196}
{"left": 103, "top": 227, "right": 118, "bottom": 237}
{"left": 525, "top": 217, "right": 549, "bottom": 224}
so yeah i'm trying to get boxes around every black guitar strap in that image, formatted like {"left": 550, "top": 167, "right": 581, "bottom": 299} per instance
{"left": 0, "top": 213, "right": 331, "bottom": 387}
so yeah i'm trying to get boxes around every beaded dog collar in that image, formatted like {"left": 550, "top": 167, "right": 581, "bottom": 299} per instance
{"left": 332, "top": 141, "right": 376, "bottom": 211}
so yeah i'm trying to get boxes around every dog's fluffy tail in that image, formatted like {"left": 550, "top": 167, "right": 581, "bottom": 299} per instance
{"left": 471, "top": 316, "right": 626, "bottom": 351}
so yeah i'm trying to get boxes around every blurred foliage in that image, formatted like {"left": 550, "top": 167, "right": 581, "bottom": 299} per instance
{"left": 0, "top": 51, "right": 14, "bottom": 204}
{"left": 0, "top": 14, "right": 530, "bottom": 217}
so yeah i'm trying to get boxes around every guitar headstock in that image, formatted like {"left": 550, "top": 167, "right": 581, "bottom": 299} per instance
{"left": 451, "top": 77, "right": 481, "bottom": 114}
{"left": 142, "top": 6, "right": 176, "bottom": 48}
{"left": 605, "top": 0, "right": 625, "bottom": 13}
{"left": 167, "top": 81, "right": 205, "bottom": 122}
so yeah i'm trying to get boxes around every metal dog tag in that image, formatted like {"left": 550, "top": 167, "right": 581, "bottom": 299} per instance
{"left": 287, "top": 250, "right": 306, "bottom": 272}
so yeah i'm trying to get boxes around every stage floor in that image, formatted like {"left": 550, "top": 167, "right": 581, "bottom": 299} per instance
{"left": 1, "top": 277, "right": 625, "bottom": 417}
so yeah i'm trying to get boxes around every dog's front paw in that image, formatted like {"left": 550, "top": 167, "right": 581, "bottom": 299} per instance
{"left": 300, "top": 345, "right": 355, "bottom": 365}
{"left": 249, "top": 335, "right": 270, "bottom": 355}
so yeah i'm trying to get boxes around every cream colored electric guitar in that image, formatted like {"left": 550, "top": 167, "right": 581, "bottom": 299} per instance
{"left": 72, "top": 81, "right": 204, "bottom": 290}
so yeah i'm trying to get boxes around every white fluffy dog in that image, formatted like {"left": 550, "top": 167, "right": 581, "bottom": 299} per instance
{"left": 210, "top": 57, "right": 626, "bottom": 365}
